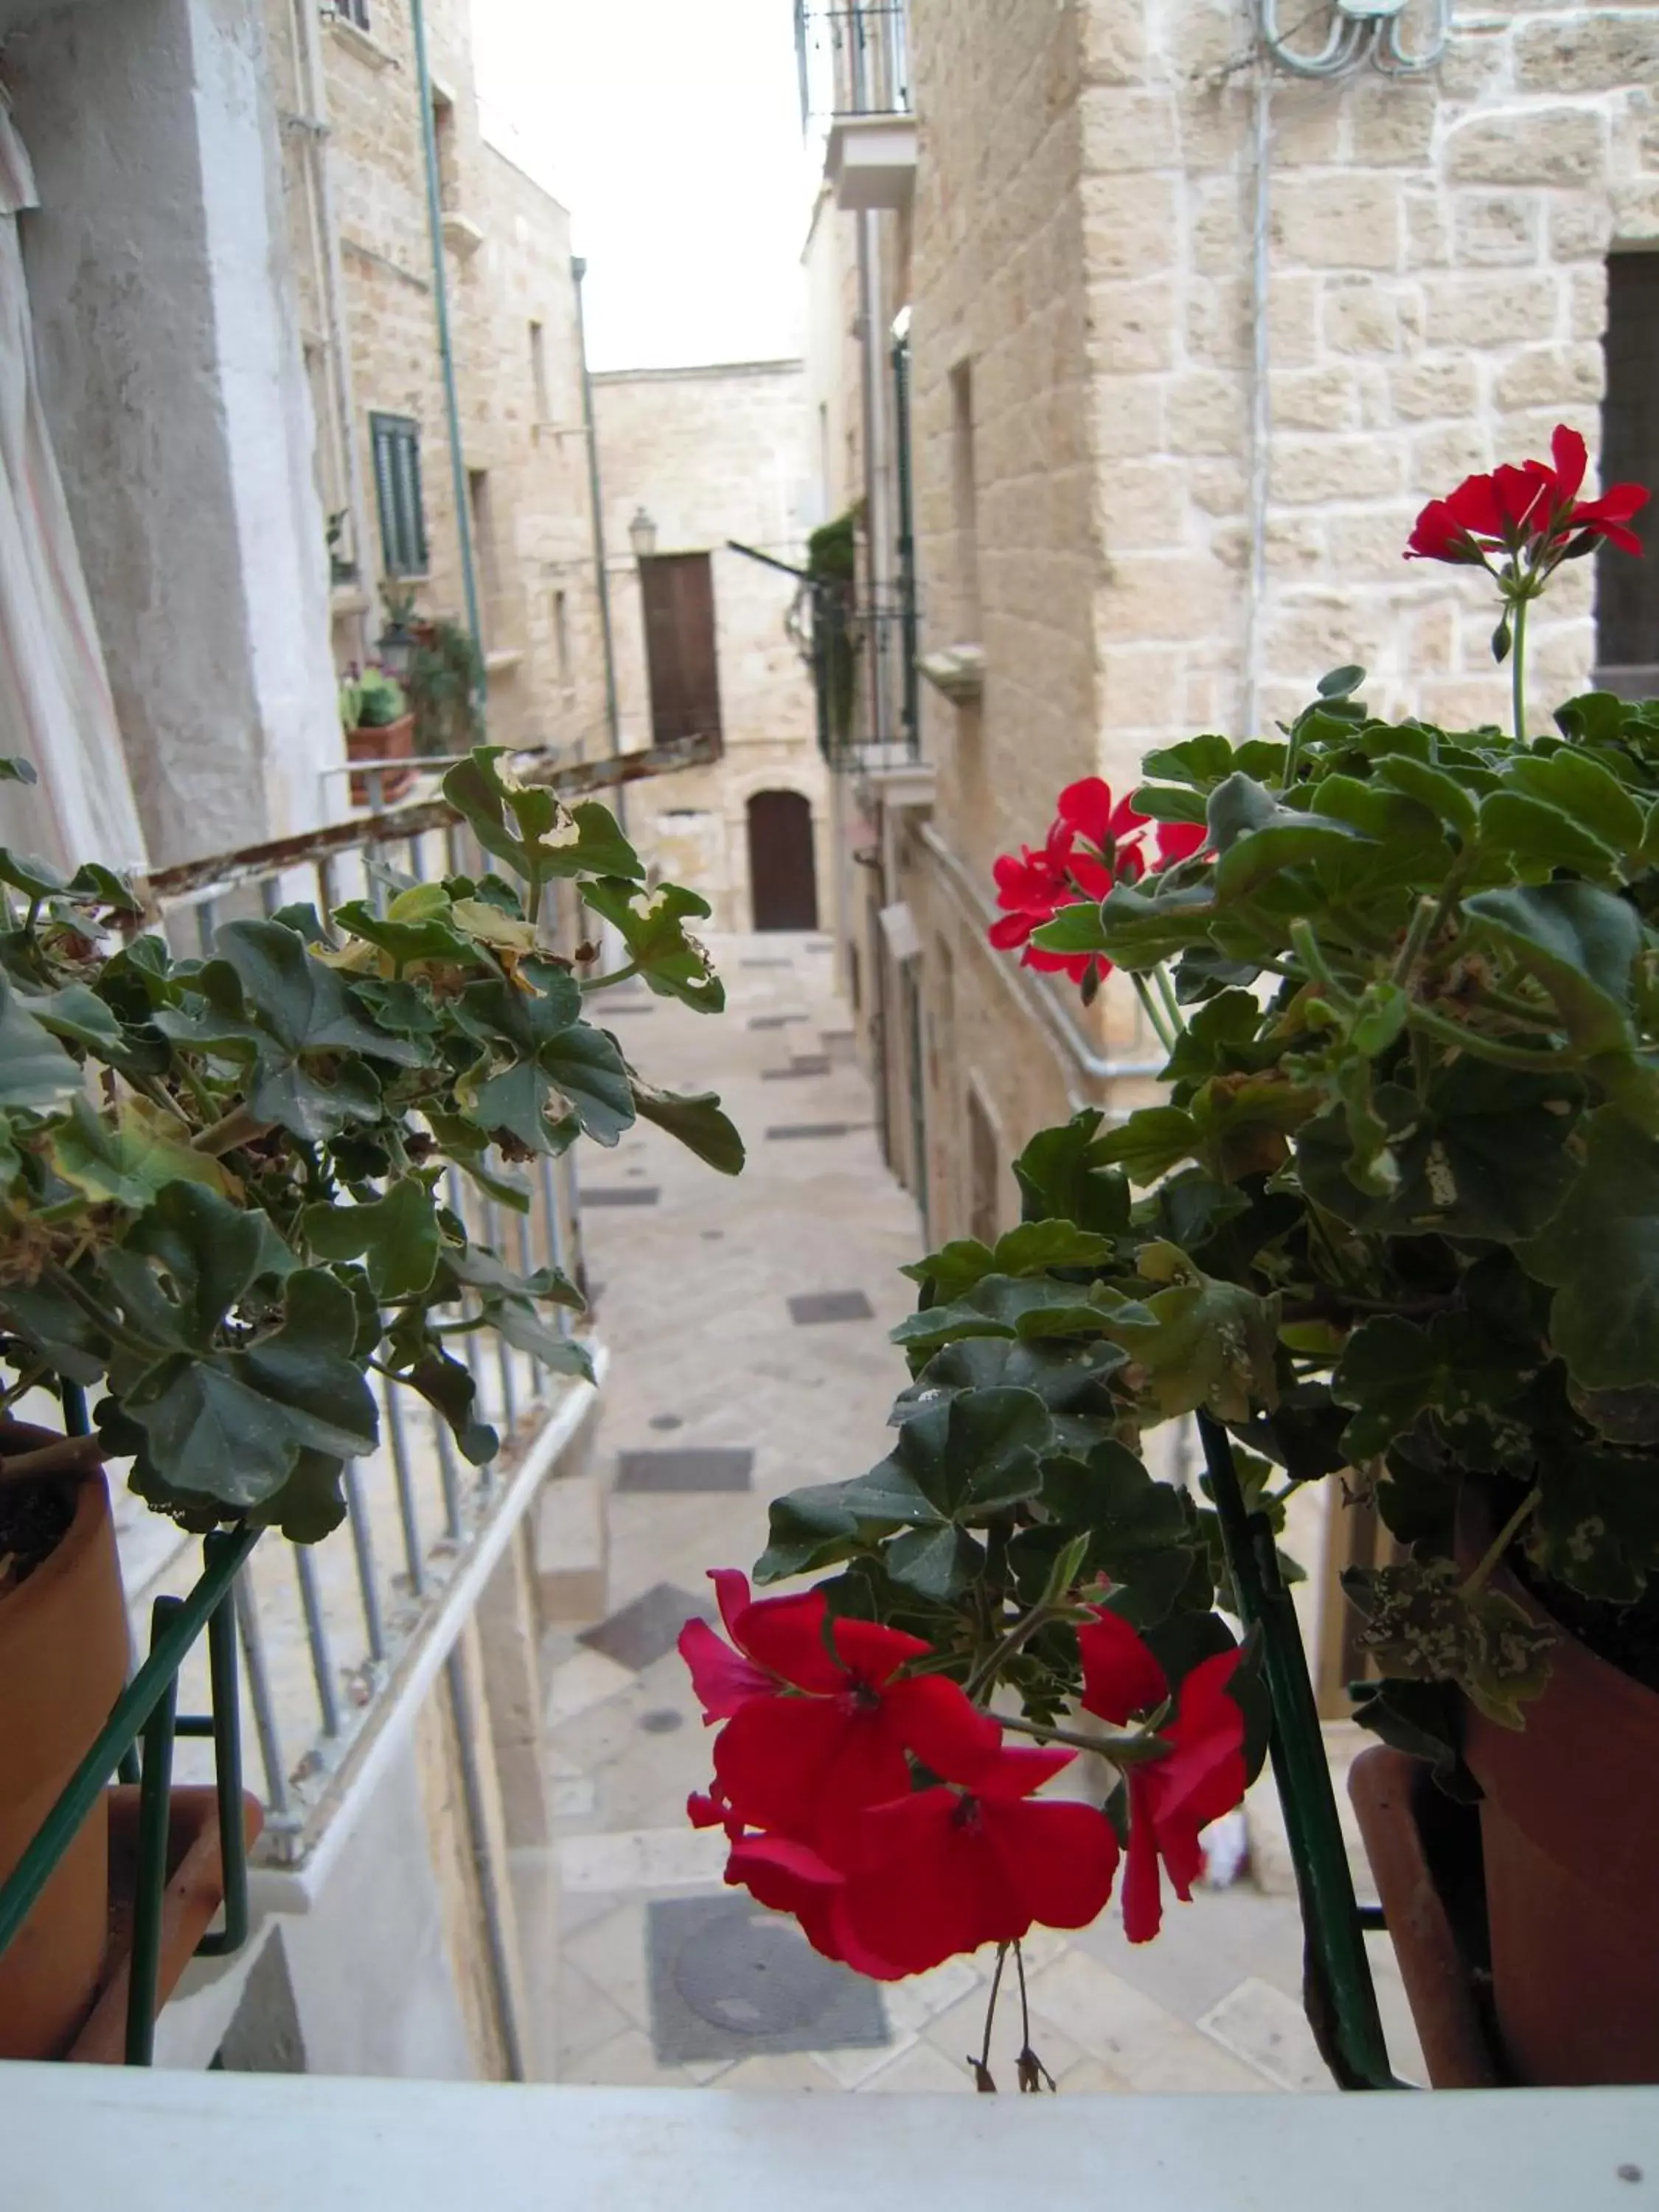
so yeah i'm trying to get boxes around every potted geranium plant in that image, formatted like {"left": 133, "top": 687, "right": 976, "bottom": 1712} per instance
{"left": 341, "top": 666, "right": 415, "bottom": 807}
{"left": 0, "top": 745, "right": 741, "bottom": 2059}
{"left": 685, "top": 425, "right": 1659, "bottom": 2092}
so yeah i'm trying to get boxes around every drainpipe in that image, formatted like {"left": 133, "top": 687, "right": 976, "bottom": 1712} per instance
{"left": 410, "top": 0, "right": 485, "bottom": 681}
{"left": 445, "top": 1646, "right": 527, "bottom": 2082}
{"left": 293, "top": 0, "right": 372, "bottom": 671}
{"left": 571, "top": 258, "right": 622, "bottom": 771}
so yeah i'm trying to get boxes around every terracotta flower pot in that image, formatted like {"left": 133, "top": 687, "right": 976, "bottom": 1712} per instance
{"left": 1456, "top": 1517, "right": 1659, "bottom": 2087}
{"left": 0, "top": 1433, "right": 128, "bottom": 2060}
{"left": 1359, "top": 1489, "right": 1659, "bottom": 2087}
{"left": 347, "top": 712, "right": 416, "bottom": 807}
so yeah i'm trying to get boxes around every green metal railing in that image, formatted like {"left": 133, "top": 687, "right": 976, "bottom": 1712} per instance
{"left": 1197, "top": 1411, "right": 1406, "bottom": 2090}
{"left": 0, "top": 1524, "right": 259, "bottom": 2065}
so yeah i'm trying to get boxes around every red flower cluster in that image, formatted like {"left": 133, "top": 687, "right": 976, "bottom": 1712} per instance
{"left": 988, "top": 778, "right": 1206, "bottom": 986}
{"left": 682, "top": 1573, "right": 1250, "bottom": 1976}
{"left": 1406, "top": 424, "right": 1647, "bottom": 573}
{"left": 682, "top": 1572, "right": 1119, "bottom": 1978}
{"left": 1077, "top": 1608, "right": 1247, "bottom": 1944}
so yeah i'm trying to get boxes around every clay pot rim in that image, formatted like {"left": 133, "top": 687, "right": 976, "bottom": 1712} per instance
{"left": 0, "top": 1425, "right": 109, "bottom": 1638}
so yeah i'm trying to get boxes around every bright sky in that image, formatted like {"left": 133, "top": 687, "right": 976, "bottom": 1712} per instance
{"left": 471, "top": 0, "right": 813, "bottom": 372}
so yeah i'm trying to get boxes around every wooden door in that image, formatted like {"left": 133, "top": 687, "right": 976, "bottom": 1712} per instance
{"left": 639, "top": 552, "right": 722, "bottom": 742}
{"left": 747, "top": 790, "right": 818, "bottom": 931}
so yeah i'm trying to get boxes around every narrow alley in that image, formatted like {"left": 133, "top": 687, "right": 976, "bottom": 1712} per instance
{"left": 524, "top": 933, "right": 1424, "bottom": 2095}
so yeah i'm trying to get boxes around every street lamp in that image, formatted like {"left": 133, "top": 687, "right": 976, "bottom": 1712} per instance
{"left": 627, "top": 506, "right": 658, "bottom": 559}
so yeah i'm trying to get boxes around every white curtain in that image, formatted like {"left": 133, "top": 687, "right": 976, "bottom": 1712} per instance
{"left": 0, "top": 99, "right": 147, "bottom": 874}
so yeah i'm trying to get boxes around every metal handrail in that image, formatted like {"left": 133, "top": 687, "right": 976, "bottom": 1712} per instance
{"left": 795, "top": 1, "right": 911, "bottom": 128}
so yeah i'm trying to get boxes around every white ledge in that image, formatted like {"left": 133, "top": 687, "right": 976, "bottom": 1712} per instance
{"left": 7, "top": 2067, "right": 1659, "bottom": 2210}
{"left": 441, "top": 212, "right": 487, "bottom": 258}
{"left": 919, "top": 642, "right": 984, "bottom": 703}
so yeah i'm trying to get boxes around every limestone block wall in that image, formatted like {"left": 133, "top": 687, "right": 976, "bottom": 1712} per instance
{"left": 591, "top": 362, "right": 830, "bottom": 932}
{"left": 1082, "top": 0, "right": 1659, "bottom": 758}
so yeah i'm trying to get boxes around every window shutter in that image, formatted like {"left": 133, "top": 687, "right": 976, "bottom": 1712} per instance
{"left": 369, "top": 412, "right": 427, "bottom": 577}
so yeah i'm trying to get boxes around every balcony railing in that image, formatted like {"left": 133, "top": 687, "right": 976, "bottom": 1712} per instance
{"left": 801, "top": 583, "right": 919, "bottom": 773}
{"left": 795, "top": 0, "right": 911, "bottom": 128}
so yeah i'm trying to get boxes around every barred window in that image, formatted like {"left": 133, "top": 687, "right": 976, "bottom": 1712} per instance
{"left": 369, "top": 413, "right": 428, "bottom": 579}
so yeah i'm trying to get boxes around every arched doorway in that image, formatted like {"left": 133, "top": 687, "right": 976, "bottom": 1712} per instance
{"left": 747, "top": 790, "right": 818, "bottom": 931}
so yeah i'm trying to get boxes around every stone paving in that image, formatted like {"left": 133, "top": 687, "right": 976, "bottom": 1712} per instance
{"left": 523, "top": 932, "right": 1426, "bottom": 2093}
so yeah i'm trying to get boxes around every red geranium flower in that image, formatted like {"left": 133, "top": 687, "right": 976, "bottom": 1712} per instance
{"left": 711, "top": 1604, "right": 1001, "bottom": 1858}
{"left": 840, "top": 1741, "right": 1121, "bottom": 1975}
{"left": 1077, "top": 1607, "right": 1248, "bottom": 1944}
{"left": 678, "top": 1568, "right": 822, "bottom": 1723}
{"left": 988, "top": 780, "right": 1209, "bottom": 987}
{"left": 724, "top": 1739, "right": 1121, "bottom": 1981}
{"left": 1407, "top": 424, "right": 1648, "bottom": 571}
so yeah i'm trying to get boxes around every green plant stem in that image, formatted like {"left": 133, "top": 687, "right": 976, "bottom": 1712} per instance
{"left": 1404, "top": 1002, "right": 1566, "bottom": 1071}
{"left": 1511, "top": 594, "right": 1528, "bottom": 744}
{"left": 1152, "top": 962, "right": 1185, "bottom": 1037}
{"left": 1460, "top": 1483, "right": 1542, "bottom": 1600}
{"left": 1288, "top": 919, "right": 1354, "bottom": 1010}
{"left": 128, "top": 1074, "right": 193, "bottom": 1130}
{"left": 172, "top": 1057, "right": 219, "bottom": 1120}
{"left": 964, "top": 1603, "right": 1058, "bottom": 1701}
{"left": 580, "top": 962, "right": 641, "bottom": 995}
{"left": 1131, "top": 973, "right": 1178, "bottom": 1056}
{"left": 1390, "top": 897, "right": 1437, "bottom": 989}
{"left": 191, "top": 1105, "right": 275, "bottom": 1156}
{"left": 975, "top": 1944, "right": 1007, "bottom": 2088}
{"left": 41, "top": 1262, "right": 156, "bottom": 1359}
{"left": 526, "top": 876, "right": 545, "bottom": 928}
{"left": 996, "top": 1709, "right": 1169, "bottom": 1767}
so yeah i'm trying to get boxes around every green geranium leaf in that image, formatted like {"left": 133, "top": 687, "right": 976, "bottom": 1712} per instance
{"left": 1520, "top": 1107, "right": 1659, "bottom": 1389}
{"left": 754, "top": 1481, "right": 864, "bottom": 1584}
{"left": 52, "top": 1096, "right": 226, "bottom": 1211}
{"left": 1462, "top": 881, "right": 1638, "bottom": 1062}
{"left": 0, "top": 755, "right": 37, "bottom": 785}
{"left": 442, "top": 749, "right": 645, "bottom": 886}
{"left": 1013, "top": 1110, "right": 1132, "bottom": 1237}
{"left": 1346, "top": 1557, "right": 1554, "bottom": 1731}
{"left": 29, "top": 982, "right": 123, "bottom": 1055}
{"left": 1506, "top": 748, "right": 1646, "bottom": 858}
{"left": 1350, "top": 1679, "right": 1479, "bottom": 1803}
{"left": 0, "top": 846, "right": 65, "bottom": 900}
{"left": 900, "top": 1237, "right": 996, "bottom": 1301}
{"left": 1476, "top": 790, "right": 1621, "bottom": 882}
{"left": 301, "top": 1178, "right": 440, "bottom": 1301}
{"left": 891, "top": 1336, "right": 1127, "bottom": 1454}
{"left": 247, "top": 1448, "right": 348, "bottom": 1544}
{"left": 400, "top": 1349, "right": 498, "bottom": 1465}
{"left": 105, "top": 1181, "right": 296, "bottom": 1352}
{"left": 332, "top": 894, "right": 481, "bottom": 969}
{"left": 1039, "top": 1440, "right": 1194, "bottom": 1616}
{"left": 989, "top": 1220, "right": 1116, "bottom": 1276}
{"left": 858, "top": 1385, "right": 1053, "bottom": 1529}
{"left": 891, "top": 1274, "right": 1135, "bottom": 1357}
{"left": 579, "top": 877, "right": 723, "bottom": 1011}
{"left": 0, "top": 973, "right": 80, "bottom": 1109}
{"left": 628, "top": 1078, "right": 745, "bottom": 1175}
{"left": 1102, "top": 1243, "right": 1279, "bottom": 1423}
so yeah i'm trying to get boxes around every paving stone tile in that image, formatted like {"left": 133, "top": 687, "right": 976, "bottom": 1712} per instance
{"left": 718, "top": 2051, "right": 842, "bottom": 2090}
{"left": 860, "top": 2039, "right": 975, "bottom": 2093}
{"left": 761, "top": 1055, "right": 832, "bottom": 1079}
{"left": 582, "top": 1186, "right": 661, "bottom": 1207}
{"left": 740, "top": 955, "right": 794, "bottom": 967}
{"left": 557, "top": 1824, "right": 728, "bottom": 1893}
{"left": 546, "top": 1648, "right": 634, "bottom": 1727}
{"left": 765, "top": 1121, "right": 853, "bottom": 1139}
{"left": 1197, "top": 1975, "right": 1335, "bottom": 2093}
{"left": 747, "top": 1014, "right": 810, "bottom": 1029}
{"left": 557, "top": 1960, "right": 632, "bottom": 2069}
{"left": 787, "top": 1290, "right": 874, "bottom": 1325}
{"left": 562, "top": 2025, "right": 701, "bottom": 2087}
{"left": 578, "top": 1581, "right": 712, "bottom": 1671}
{"left": 597, "top": 1004, "right": 655, "bottom": 1017}
{"left": 614, "top": 1447, "right": 754, "bottom": 1494}
{"left": 646, "top": 1893, "right": 888, "bottom": 2064}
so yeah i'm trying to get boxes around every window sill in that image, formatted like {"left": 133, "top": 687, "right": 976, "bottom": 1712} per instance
{"left": 919, "top": 643, "right": 984, "bottom": 705}
{"left": 330, "top": 587, "right": 372, "bottom": 620}
{"left": 485, "top": 649, "right": 524, "bottom": 678}
{"left": 321, "top": 12, "right": 397, "bottom": 70}
{"left": 442, "top": 212, "right": 487, "bottom": 259}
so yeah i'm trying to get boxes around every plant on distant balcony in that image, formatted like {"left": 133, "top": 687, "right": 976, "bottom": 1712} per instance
{"left": 689, "top": 425, "right": 1659, "bottom": 2092}
{"left": 806, "top": 511, "right": 860, "bottom": 750}
{"left": 408, "top": 617, "right": 486, "bottom": 758}
{"left": 341, "top": 667, "right": 408, "bottom": 732}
